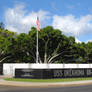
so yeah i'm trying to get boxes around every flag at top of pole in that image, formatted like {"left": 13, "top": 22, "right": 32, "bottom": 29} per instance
{"left": 36, "top": 17, "right": 40, "bottom": 31}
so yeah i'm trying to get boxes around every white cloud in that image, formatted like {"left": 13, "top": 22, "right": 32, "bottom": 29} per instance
{"left": 4, "top": 4, "right": 50, "bottom": 33}
{"left": 52, "top": 14, "right": 92, "bottom": 37}
{"left": 75, "top": 38, "right": 81, "bottom": 43}
{"left": 86, "top": 40, "right": 92, "bottom": 43}
{"left": 4, "top": 4, "right": 92, "bottom": 42}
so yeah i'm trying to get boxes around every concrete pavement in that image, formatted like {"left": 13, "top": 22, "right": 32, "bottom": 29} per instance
{"left": 1, "top": 85, "right": 92, "bottom": 92}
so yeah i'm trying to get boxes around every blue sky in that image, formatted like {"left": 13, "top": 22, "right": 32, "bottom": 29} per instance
{"left": 0, "top": 0, "right": 92, "bottom": 42}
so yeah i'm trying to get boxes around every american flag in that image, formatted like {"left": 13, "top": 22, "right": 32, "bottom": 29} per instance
{"left": 36, "top": 17, "right": 40, "bottom": 31}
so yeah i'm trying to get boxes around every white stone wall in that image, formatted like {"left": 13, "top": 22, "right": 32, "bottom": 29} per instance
{"left": 3, "top": 63, "right": 92, "bottom": 77}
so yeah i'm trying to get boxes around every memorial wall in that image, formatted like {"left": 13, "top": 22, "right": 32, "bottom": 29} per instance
{"left": 15, "top": 68, "right": 92, "bottom": 79}
{"left": 0, "top": 64, "right": 3, "bottom": 75}
{"left": 3, "top": 64, "right": 92, "bottom": 77}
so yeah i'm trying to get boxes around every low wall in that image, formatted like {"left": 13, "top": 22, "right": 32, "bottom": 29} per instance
{"left": 15, "top": 68, "right": 92, "bottom": 79}
{"left": 0, "top": 64, "right": 3, "bottom": 75}
{"left": 3, "top": 63, "right": 92, "bottom": 77}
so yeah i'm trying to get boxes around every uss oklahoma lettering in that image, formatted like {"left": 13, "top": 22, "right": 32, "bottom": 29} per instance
{"left": 53, "top": 69, "right": 85, "bottom": 78}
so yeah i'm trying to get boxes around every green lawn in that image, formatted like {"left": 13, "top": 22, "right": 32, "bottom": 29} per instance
{"left": 4, "top": 77, "right": 92, "bottom": 83}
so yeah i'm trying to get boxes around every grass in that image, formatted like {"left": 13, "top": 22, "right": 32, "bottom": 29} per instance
{"left": 4, "top": 77, "right": 92, "bottom": 83}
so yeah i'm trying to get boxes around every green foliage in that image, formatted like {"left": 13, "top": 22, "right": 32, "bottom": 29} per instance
{"left": 0, "top": 26, "right": 91, "bottom": 63}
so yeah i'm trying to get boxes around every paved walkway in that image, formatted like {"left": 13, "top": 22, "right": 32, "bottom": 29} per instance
{"left": 0, "top": 76, "right": 92, "bottom": 87}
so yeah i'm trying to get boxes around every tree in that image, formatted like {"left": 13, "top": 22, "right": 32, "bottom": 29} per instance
{"left": 0, "top": 22, "right": 4, "bottom": 29}
{"left": 0, "top": 28, "right": 17, "bottom": 63}
{"left": 87, "top": 50, "right": 92, "bottom": 63}
{"left": 28, "top": 26, "right": 83, "bottom": 63}
{"left": 85, "top": 42, "right": 92, "bottom": 63}
{"left": 0, "top": 26, "right": 90, "bottom": 63}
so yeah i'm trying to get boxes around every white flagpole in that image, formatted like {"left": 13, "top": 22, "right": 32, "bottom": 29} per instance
{"left": 36, "top": 27, "right": 39, "bottom": 63}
